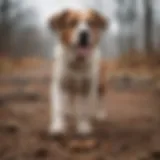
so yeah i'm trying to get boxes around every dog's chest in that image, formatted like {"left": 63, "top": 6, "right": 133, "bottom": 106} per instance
{"left": 60, "top": 66, "right": 92, "bottom": 95}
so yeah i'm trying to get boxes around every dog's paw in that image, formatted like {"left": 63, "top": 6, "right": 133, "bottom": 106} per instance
{"left": 49, "top": 122, "right": 66, "bottom": 136}
{"left": 48, "top": 123, "right": 68, "bottom": 148}
{"left": 76, "top": 121, "right": 93, "bottom": 136}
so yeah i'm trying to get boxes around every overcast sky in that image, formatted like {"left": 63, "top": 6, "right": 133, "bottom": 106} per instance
{"left": 25, "top": 0, "right": 116, "bottom": 26}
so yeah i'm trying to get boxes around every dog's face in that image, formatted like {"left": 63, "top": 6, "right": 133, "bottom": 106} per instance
{"left": 49, "top": 9, "right": 107, "bottom": 57}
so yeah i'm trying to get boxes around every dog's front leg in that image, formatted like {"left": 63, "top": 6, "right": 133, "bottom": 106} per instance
{"left": 75, "top": 94, "right": 93, "bottom": 136}
{"left": 96, "top": 84, "right": 108, "bottom": 121}
{"left": 49, "top": 83, "right": 69, "bottom": 135}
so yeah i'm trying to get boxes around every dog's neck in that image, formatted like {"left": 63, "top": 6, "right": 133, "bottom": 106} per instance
{"left": 54, "top": 43, "right": 100, "bottom": 72}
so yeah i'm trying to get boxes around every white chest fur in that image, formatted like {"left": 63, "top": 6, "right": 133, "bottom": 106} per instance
{"left": 49, "top": 44, "right": 102, "bottom": 135}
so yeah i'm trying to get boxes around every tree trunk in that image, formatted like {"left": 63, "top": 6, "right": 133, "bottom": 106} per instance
{"left": 144, "top": 0, "right": 153, "bottom": 54}
{"left": 0, "top": 0, "right": 11, "bottom": 53}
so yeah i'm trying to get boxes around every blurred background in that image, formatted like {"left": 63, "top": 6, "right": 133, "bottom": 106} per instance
{"left": 0, "top": 0, "right": 160, "bottom": 160}
{"left": 0, "top": 0, "right": 160, "bottom": 57}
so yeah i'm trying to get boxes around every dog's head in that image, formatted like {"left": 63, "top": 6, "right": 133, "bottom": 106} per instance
{"left": 49, "top": 9, "right": 108, "bottom": 57}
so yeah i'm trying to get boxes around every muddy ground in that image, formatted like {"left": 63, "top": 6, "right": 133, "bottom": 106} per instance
{"left": 0, "top": 66, "right": 160, "bottom": 160}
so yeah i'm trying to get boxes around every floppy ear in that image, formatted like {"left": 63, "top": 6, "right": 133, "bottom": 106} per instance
{"left": 48, "top": 9, "right": 69, "bottom": 31}
{"left": 90, "top": 9, "right": 108, "bottom": 30}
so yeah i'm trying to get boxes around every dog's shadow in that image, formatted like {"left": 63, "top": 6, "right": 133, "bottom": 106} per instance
{"left": 47, "top": 120, "right": 109, "bottom": 157}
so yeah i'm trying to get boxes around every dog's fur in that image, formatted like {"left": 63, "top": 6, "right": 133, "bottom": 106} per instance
{"left": 49, "top": 9, "right": 108, "bottom": 136}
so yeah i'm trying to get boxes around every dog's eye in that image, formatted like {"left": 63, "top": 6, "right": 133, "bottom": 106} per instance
{"left": 88, "top": 20, "right": 97, "bottom": 28}
{"left": 68, "top": 19, "right": 78, "bottom": 28}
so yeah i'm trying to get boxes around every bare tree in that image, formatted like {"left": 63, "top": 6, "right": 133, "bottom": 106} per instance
{"left": 0, "top": 0, "right": 26, "bottom": 54}
{"left": 144, "top": 0, "right": 153, "bottom": 53}
{"left": 116, "top": 0, "right": 137, "bottom": 53}
{"left": 0, "top": 0, "right": 12, "bottom": 53}
{"left": 0, "top": 0, "right": 41, "bottom": 57}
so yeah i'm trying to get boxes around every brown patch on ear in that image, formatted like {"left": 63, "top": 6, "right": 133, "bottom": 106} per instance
{"left": 89, "top": 9, "right": 108, "bottom": 30}
{"left": 49, "top": 9, "right": 70, "bottom": 31}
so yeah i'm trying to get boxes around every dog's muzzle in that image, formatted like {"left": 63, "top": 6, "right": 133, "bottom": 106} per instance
{"left": 79, "top": 31, "right": 89, "bottom": 47}
{"left": 76, "top": 31, "right": 91, "bottom": 56}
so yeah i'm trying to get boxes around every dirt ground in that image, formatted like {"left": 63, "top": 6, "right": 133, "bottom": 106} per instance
{"left": 0, "top": 63, "right": 160, "bottom": 160}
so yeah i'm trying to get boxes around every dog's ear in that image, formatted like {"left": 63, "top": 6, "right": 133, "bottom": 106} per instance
{"left": 90, "top": 9, "right": 108, "bottom": 30}
{"left": 49, "top": 9, "right": 69, "bottom": 31}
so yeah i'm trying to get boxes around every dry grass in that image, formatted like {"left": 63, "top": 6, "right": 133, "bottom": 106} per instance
{"left": 106, "top": 53, "right": 160, "bottom": 81}
{"left": 0, "top": 54, "right": 160, "bottom": 83}
{"left": 0, "top": 57, "right": 50, "bottom": 74}
{"left": 118, "top": 52, "right": 160, "bottom": 69}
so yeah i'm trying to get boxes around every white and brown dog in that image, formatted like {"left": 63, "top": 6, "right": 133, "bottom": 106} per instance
{"left": 48, "top": 9, "right": 108, "bottom": 137}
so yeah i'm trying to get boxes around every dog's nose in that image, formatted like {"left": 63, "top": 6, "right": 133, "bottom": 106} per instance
{"left": 79, "top": 31, "right": 89, "bottom": 47}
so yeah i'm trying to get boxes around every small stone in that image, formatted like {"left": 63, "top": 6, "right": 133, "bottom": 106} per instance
{"left": 69, "top": 138, "right": 100, "bottom": 153}
{"left": 151, "top": 151, "right": 160, "bottom": 160}
{"left": 35, "top": 148, "right": 48, "bottom": 158}
{"left": 5, "top": 124, "right": 19, "bottom": 134}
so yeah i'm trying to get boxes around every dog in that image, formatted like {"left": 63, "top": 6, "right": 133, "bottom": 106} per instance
{"left": 48, "top": 8, "right": 108, "bottom": 137}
